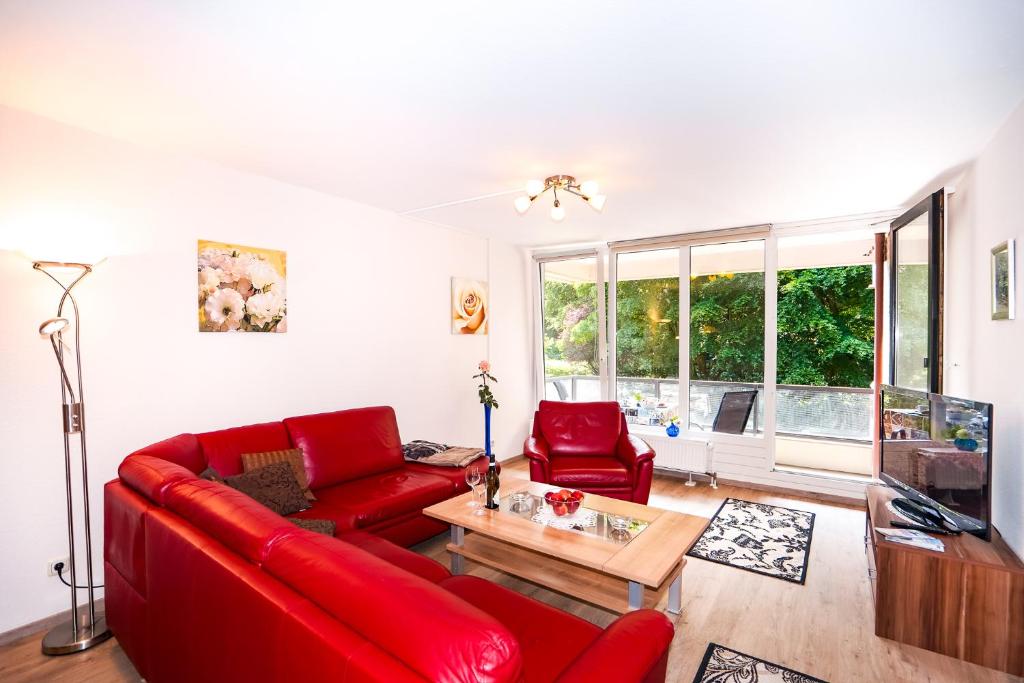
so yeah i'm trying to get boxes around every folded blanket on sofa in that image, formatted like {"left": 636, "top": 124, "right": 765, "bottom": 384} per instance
{"left": 402, "top": 441, "right": 484, "bottom": 468}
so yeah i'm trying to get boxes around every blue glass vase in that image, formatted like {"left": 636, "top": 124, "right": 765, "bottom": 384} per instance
{"left": 484, "top": 404, "right": 492, "bottom": 456}
{"left": 666, "top": 422, "right": 680, "bottom": 438}
{"left": 954, "top": 437, "right": 978, "bottom": 452}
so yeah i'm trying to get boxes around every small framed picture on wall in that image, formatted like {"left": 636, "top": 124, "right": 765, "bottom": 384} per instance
{"left": 991, "top": 239, "right": 1015, "bottom": 320}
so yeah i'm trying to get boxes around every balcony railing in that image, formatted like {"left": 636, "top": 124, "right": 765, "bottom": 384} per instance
{"left": 544, "top": 375, "right": 872, "bottom": 442}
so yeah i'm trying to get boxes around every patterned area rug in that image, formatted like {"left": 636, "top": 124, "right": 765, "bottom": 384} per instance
{"left": 693, "top": 643, "right": 827, "bottom": 682}
{"left": 686, "top": 498, "right": 816, "bottom": 584}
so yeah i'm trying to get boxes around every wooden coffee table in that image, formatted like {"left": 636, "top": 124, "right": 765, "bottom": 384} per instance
{"left": 423, "top": 481, "right": 709, "bottom": 614}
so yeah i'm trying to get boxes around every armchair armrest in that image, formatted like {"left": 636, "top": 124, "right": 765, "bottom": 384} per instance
{"left": 554, "top": 610, "right": 674, "bottom": 683}
{"left": 616, "top": 433, "right": 655, "bottom": 469}
{"left": 523, "top": 436, "right": 551, "bottom": 483}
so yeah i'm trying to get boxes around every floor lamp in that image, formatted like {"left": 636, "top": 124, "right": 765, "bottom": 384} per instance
{"left": 33, "top": 260, "right": 112, "bottom": 655}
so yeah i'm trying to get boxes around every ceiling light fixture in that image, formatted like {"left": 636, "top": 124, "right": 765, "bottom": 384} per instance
{"left": 513, "top": 175, "right": 606, "bottom": 220}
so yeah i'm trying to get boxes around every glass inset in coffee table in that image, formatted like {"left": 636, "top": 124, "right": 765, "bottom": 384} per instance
{"left": 423, "top": 481, "right": 710, "bottom": 614}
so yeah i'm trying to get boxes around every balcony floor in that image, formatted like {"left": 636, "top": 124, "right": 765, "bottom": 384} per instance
{"left": 775, "top": 435, "right": 873, "bottom": 477}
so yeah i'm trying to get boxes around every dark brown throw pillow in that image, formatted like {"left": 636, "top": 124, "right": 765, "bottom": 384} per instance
{"left": 224, "top": 462, "right": 309, "bottom": 516}
{"left": 199, "top": 466, "right": 224, "bottom": 483}
{"left": 289, "top": 518, "right": 336, "bottom": 536}
{"left": 240, "top": 448, "right": 316, "bottom": 502}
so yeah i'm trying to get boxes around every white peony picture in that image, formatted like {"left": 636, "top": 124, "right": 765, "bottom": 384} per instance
{"left": 198, "top": 240, "right": 287, "bottom": 333}
{"left": 452, "top": 277, "right": 488, "bottom": 335}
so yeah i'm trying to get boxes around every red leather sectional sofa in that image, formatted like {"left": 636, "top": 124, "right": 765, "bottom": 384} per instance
{"left": 104, "top": 405, "right": 675, "bottom": 682}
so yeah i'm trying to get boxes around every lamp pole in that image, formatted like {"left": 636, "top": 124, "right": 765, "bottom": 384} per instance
{"left": 33, "top": 261, "right": 112, "bottom": 655}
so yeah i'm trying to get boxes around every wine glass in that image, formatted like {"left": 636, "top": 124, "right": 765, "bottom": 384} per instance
{"left": 465, "top": 467, "right": 482, "bottom": 508}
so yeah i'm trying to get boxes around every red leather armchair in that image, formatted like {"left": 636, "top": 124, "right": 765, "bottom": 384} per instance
{"left": 524, "top": 401, "right": 656, "bottom": 504}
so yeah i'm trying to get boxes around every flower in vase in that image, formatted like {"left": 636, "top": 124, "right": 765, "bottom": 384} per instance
{"left": 478, "top": 360, "right": 490, "bottom": 373}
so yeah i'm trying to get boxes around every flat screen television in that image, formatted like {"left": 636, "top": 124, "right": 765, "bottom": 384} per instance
{"left": 880, "top": 384, "right": 992, "bottom": 540}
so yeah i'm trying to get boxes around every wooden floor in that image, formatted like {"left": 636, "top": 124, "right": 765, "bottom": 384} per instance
{"left": 2, "top": 460, "right": 1020, "bottom": 683}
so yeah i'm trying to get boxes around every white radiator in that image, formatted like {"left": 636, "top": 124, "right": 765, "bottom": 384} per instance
{"left": 654, "top": 438, "right": 714, "bottom": 475}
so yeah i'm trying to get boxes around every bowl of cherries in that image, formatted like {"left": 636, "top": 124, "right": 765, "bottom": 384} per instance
{"left": 544, "top": 489, "right": 585, "bottom": 516}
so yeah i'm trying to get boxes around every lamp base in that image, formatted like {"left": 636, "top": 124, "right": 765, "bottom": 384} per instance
{"left": 41, "top": 612, "right": 112, "bottom": 655}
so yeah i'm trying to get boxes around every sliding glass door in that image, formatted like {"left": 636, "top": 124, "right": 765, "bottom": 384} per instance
{"left": 614, "top": 249, "right": 680, "bottom": 427}
{"left": 539, "top": 255, "right": 603, "bottom": 402}
{"left": 688, "top": 240, "right": 766, "bottom": 435}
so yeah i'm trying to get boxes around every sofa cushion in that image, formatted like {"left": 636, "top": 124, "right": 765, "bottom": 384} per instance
{"left": 289, "top": 467, "right": 453, "bottom": 531}
{"left": 405, "top": 454, "right": 494, "bottom": 494}
{"left": 339, "top": 530, "right": 451, "bottom": 583}
{"left": 241, "top": 448, "right": 316, "bottom": 501}
{"left": 224, "top": 462, "right": 311, "bottom": 516}
{"left": 289, "top": 518, "right": 337, "bottom": 536}
{"left": 440, "top": 575, "right": 600, "bottom": 683}
{"left": 263, "top": 532, "right": 523, "bottom": 683}
{"left": 549, "top": 456, "right": 631, "bottom": 487}
{"left": 537, "top": 401, "right": 622, "bottom": 457}
{"left": 196, "top": 421, "right": 292, "bottom": 477}
{"left": 284, "top": 407, "right": 405, "bottom": 489}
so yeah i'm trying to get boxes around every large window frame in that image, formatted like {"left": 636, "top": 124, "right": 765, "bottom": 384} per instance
{"left": 608, "top": 226, "right": 774, "bottom": 441}
{"left": 532, "top": 218, "right": 892, "bottom": 480}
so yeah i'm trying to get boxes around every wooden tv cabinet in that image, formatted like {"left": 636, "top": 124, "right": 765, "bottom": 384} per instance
{"left": 865, "top": 485, "right": 1024, "bottom": 675}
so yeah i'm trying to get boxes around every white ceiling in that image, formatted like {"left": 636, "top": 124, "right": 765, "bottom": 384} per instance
{"left": 2, "top": 1, "right": 1024, "bottom": 247}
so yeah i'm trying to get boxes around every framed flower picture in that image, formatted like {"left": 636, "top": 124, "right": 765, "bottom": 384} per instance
{"left": 198, "top": 240, "right": 287, "bottom": 332}
{"left": 991, "top": 239, "right": 1015, "bottom": 321}
{"left": 452, "top": 277, "right": 488, "bottom": 335}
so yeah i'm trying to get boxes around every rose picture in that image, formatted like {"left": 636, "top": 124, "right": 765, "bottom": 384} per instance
{"left": 452, "top": 277, "right": 488, "bottom": 335}
{"left": 198, "top": 240, "right": 287, "bottom": 332}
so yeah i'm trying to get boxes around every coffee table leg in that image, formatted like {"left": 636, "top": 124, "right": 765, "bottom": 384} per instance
{"left": 627, "top": 581, "right": 643, "bottom": 611}
{"left": 450, "top": 525, "right": 465, "bottom": 574}
{"left": 667, "top": 574, "right": 682, "bottom": 614}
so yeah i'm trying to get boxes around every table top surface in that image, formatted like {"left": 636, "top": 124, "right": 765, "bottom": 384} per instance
{"left": 423, "top": 480, "right": 710, "bottom": 587}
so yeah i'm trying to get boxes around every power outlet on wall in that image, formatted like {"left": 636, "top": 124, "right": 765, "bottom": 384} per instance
{"left": 47, "top": 557, "right": 70, "bottom": 577}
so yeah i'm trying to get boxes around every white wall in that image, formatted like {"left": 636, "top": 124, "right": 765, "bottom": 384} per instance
{"left": 0, "top": 105, "right": 533, "bottom": 633}
{"left": 946, "top": 98, "right": 1024, "bottom": 559}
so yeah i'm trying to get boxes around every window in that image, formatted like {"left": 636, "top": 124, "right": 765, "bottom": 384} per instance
{"left": 773, "top": 231, "right": 875, "bottom": 476}
{"left": 540, "top": 256, "right": 602, "bottom": 401}
{"left": 890, "top": 191, "right": 944, "bottom": 393}
{"left": 614, "top": 249, "right": 680, "bottom": 427}
{"left": 688, "top": 240, "right": 765, "bottom": 434}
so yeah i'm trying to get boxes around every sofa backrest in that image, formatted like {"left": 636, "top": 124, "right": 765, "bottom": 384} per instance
{"left": 119, "top": 454, "right": 200, "bottom": 505}
{"left": 123, "top": 470, "right": 522, "bottom": 682}
{"left": 536, "top": 400, "right": 623, "bottom": 457}
{"left": 263, "top": 532, "right": 523, "bottom": 683}
{"left": 127, "top": 433, "right": 205, "bottom": 474}
{"left": 196, "top": 421, "right": 293, "bottom": 476}
{"left": 284, "top": 406, "right": 405, "bottom": 489}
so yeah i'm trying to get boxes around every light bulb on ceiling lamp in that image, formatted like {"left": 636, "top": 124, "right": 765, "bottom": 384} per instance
{"left": 550, "top": 200, "right": 566, "bottom": 222}
{"left": 525, "top": 179, "right": 545, "bottom": 198}
{"left": 512, "top": 175, "right": 606, "bottom": 221}
{"left": 513, "top": 196, "right": 533, "bottom": 215}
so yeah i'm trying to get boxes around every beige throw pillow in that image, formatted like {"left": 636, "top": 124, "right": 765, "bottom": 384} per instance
{"left": 241, "top": 448, "right": 316, "bottom": 502}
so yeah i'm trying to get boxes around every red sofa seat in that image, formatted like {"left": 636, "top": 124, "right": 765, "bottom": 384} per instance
{"left": 524, "top": 401, "right": 656, "bottom": 504}
{"left": 105, "top": 450, "right": 675, "bottom": 682}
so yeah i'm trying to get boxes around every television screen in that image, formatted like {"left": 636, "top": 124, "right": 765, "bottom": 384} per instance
{"left": 880, "top": 384, "right": 992, "bottom": 540}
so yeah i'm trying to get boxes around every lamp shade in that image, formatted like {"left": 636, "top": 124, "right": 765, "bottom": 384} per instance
{"left": 588, "top": 194, "right": 607, "bottom": 212}
{"left": 525, "top": 179, "right": 545, "bottom": 197}
{"left": 513, "top": 196, "right": 532, "bottom": 214}
{"left": 39, "top": 318, "right": 70, "bottom": 336}
{"left": 550, "top": 204, "right": 566, "bottom": 222}
{"left": 580, "top": 181, "right": 600, "bottom": 198}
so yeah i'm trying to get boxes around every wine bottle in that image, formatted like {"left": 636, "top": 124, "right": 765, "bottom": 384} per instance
{"left": 485, "top": 454, "right": 500, "bottom": 509}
